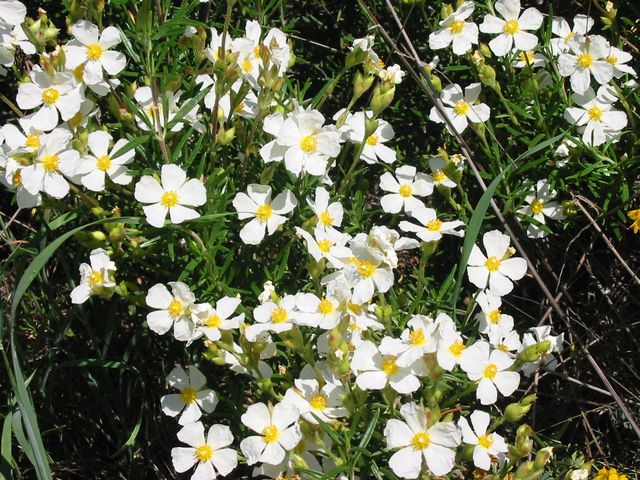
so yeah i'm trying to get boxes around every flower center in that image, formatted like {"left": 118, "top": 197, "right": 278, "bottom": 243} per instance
{"left": 168, "top": 298, "right": 183, "bottom": 318}
{"left": 530, "top": 199, "right": 544, "bottom": 215}
{"left": 564, "top": 31, "right": 575, "bottom": 42}
{"left": 519, "top": 50, "right": 535, "bottom": 63}
{"left": 432, "top": 170, "right": 447, "bottom": 184}
{"left": 587, "top": 106, "right": 603, "bottom": 122}
{"left": 206, "top": 314, "right": 222, "bottom": 328}
{"left": 11, "top": 170, "right": 23, "bottom": 187}
{"left": 262, "top": 424, "right": 280, "bottom": 444}
{"left": 161, "top": 191, "right": 179, "bottom": 207}
{"left": 409, "top": 328, "right": 425, "bottom": 346}
{"left": 242, "top": 58, "right": 253, "bottom": 72}
{"left": 485, "top": 256, "right": 501, "bottom": 272}
{"left": 381, "top": 356, "right": 399, "bottom": 376}
{"left": 503, "top": 19, "right": 520, "bottom": 35}
{"left": 96, "top": 155, "right": 112, "bottom": 171}
{"left": 86, "top": 43, "right": 104, "bottom": 61}
{"left": 450, "top": 19, "right": 465, "bottom": 34}
{"left": 73, "top": 64, "right": 85, "bottom": 82}
{"left": 88, "top": 270, "right": 104, "bottom": 286}
{"left": 69, "top": 111, "right": 84, "bottom": 128}
{"left": 318, "top": 298, "right": 335, "bottom": 315}
{"left": 483, "top": 363, "right": 498, "bottom": 380}
{"left": 426, "top": 219, "right": 442, "bottom": 232}
{"left": 355, "top": 259, "right": 376, "bottom": 278}
{"left": 606, "top": 55, "right": 618, "bottom": 65}
{"left": 195, "top": 444, "right": 213, "bottom": 462}
{"left": 411, "top": 432, "right": 431, "bottom": 450}
{"left": 577, "top": 53, "right": 593, "bottom": 68}
{"left": 453, "top": 100, "right": 470, "bottom": 116}
{"left": 449, "top": 339, "right": 465, "bottom": 357}
{"left": 179, "top": 386, "right": 198, "bottom": 404}
{"left": 488, "top": 309, "right": 501, "bottom": 324}
{"left": 376, "top": 58, "right": 385, "bottom": 69}
{"left": 299, "top": 135, "right": 319, "bottom": 153}
{"left": 25, "top": 133, "right": 40, "bottom": 149}
{"left": 478, "top": 433, "right": 494, "bottom": 449}
{"left": 41, "top": 87, "right": 60, "bottom": 105}
{"left": 317, "top": 239, "right": 333, "bottom": 253}
{"left": 42, "top": 154, "right": 60, "bottom": 173}
{"left": 398, "top": 183, "right": 413, "bottom": 198}
{"left": 319, "top": 210, "right": 334, "bottom": 226}
{"left": 366, "top": 133, "right": 379, "bottom": 146}
{"left": 270, "top": 306, "right": 288, "bottom": 324}
{"left": 256, "top": 204, "right": 273, "bottom": 222}
{"left": 498, "top": 343, "right": 509, "bottom": 352}
{"left": 309, "top": 393, "right": 328, "bottom": 411}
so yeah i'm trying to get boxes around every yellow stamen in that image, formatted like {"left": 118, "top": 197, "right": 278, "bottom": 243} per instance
{"left": 450, "top": 19, "right": 465, "bottom": 34}
{"left": 606, "top": 55, "right": 618, "bottom": 65}
{"left": 25, "top": 133, "right": 40, "bottom": 149}
{"left": 530, "top": 199, "right": 544, "bottom": 215}
{"left": 366, "top": 133, "right": 379, "bottom": 146}
{"left": 299, "top": 135, "right": 318, "bottom": 154}
{"left": 86, "top": 43, "right": 103, "bottom": 61}
{"left": 398, "top": 183, "right": 413, "bottom": 198}
{"left": 270, "top": 307, "right": 288, "bottom": 324}
{"left": 432, "top": 170, "right": 447, "bottom": 184}
{"left": 41, "top": 87, "right": 60, "bottom": 105}
{"left": 161, "top": 191, "right": 179, "bottom": 208}
{"left": 381, "top": 356, "right": 399, "bottom": 376}
{"left": 318, "top": 298, "right": 335, "bottom": 315}
{"left": 478, "top": 433, "right": 494, "bottom": 449}
{"left": 88, "top": 270, "right": 103, "bottom": 286}
{"left": 427, "top": 219, "right": 442, "bottom": 232}
{"left": 577, "top": 53, "right": 593, "bottom": 68}
{"left": 317, "top": 239, "right": 333, "bottom": 253}
{"left": 453, "top": 100, "right": 470, "bottom": 116}
{"left": 168, "top": 299, "right": 183, "bottom": 318}
{"left": 411, "top": 432, "right": 431, "bottom": 450}
{"left": 503, "top": 19, "right": 520, "bottom": 35}
{"left": 179, "top": 386, "right": 197, "bottom": 404}
{"left": 195, "top": 444, "right": 213, "bottom": 462}
{"left": 42, "top": 154, "right": 60, "bottom": 173}
{"left": 483, "top": 363, "right": 498, "bottom": 380}
{"left": 488, "top": 309, "right": 501, "bottom": 324}
{"left": 587, "top": 106, "right": 603, "bottom": 122}
{"left": 449, "top": 339, "right": 465, "bottom": 357}
{"left": 256, "top": 204, "right": 273, "bottom": 222}
{"left": 409, "top": 329, "right": 425, "bottom": 346}
{"left": 309, "top": 393, "right": 328, "bottom": 411}
{"left": 354, "top": 259, "right": 376, "bottom": 278}
{"left": 319, "top": 210, "right": 334, "bottom": 226}
{"left": 485, "top": 256, "right": 501, "bottom": 272}
{"left": 96, "top": 155, "right": 111, "bottom": 171}
{"left": 262, "top": 424, "right": 280, "bottom": 444}
{"left": 206, "top": 314, "right": 222, "bottom": 328}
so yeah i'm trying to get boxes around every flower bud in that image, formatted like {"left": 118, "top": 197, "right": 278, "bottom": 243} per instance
{"left": 353, "top": 70, "right": 374, "bottom": 101}
{"left": 440, "top": 4, "right": 454, "bottom": 19}
{"left": 504, "top": 401, "right": 531, "bottom": 423}
{"left": 533, "top": 447, "right": 553, "bottom": 470}
{"left": 370, "top": 84, "right": 395, "bottom": 116}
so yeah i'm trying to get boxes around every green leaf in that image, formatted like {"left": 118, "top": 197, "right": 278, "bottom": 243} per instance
{"left": 111, "top": 135, "right": 151, "bottom": 160}
{"left": 165, "top": 85, "right": 212, "bottom": 131}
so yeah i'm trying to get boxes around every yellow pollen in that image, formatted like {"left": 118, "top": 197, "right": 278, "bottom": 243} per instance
{"left": 318, "top": 298, "right": 335, "bottom": 315}
{"left": 427, "top": 219, "right": 442, "bottom": 232}
{"left": 317, "top": 239, "right": 333, "bottom": 253}
{"left": 478, "top": 433, "right": 494, "bottom": 449}
{"left": 11, "top": 170, "right": 23, "bottom": 187}
{"left": 253, "top": 45, "right": 262, "bottom": 58}
{"left": 432, "top": 170, "right": 447, "bottom": 184}
{"left": 398, "top": 183, "right": 413, "bottom": 198}
{"left": 88, "top": 270, "right": 103, "bottom": 286}
{"left": 242, "top": 58, "right": 253, "bottom": 72}
{"left": 376, "top": 58, "right": 385, "bottom": 69}
{"left": 564, "top": 31, "right": 575, "bottom": 42}
{"left": 577, "top": 53, "right": 593, "bottom": 68}
{"left": 519, "top": 51, "right": 535, "bottom": 63}
{"left": 299, "top": 135, "right": 318, "bottom": 153}
{"left": 256, "top": 204, "right": 273, "bottom": 222}
{"left": 68, "top": 111, "right": 84, "bottom": 128}
{"left": 411, "top": 432, "right": 431, "bottom": 450}
{"left": 485, "top": 256, "right": 501, "bottom": 272}
{"left": 503, "top": 19, "right": 520, "bottom": 35}
{"left": 195, "top": 444, "right": 213, "bottom": 462}
{"left": 262, "top": 424, "right": 280, "bottom": 444}
{"left": 453, "top": 100, "right": 470, "bottom": 116}
{"left": 409, "top": 328, "right": 426, "bottom": 346}
{"left": 25, "top": 133, "right": 40, "bottom": 149}
{"left": 319, "top": 210, "right": 334, "bottom": 226}
{"left": 355, "top": 259, "right": 376, "bottom": 278}
{"left": 96, "top": 155, "right": 111, "bottom": 171}
{"left": 168, "top": 299, "right": 183, "bottom": 318}
{"left": 234, "top": 100, "right": 246, "bottom": 112}
{"left": 606, "top": 55, "right": 618, "bottom": 65}
{"left": 588, "top": 105, "right": 603, "bottom": 122}
{"left": 449, "top": 339, "right": 465, "bottom": 357}
{"left": 73, "top": 64, "right": 85, "bottom": 82}
{"left": 41, "top": 87, "right": 60, "bottom": 105}
{"left": 161, "top": 191, "right": 179, "bottom": 208}
{"left": 86, "top": 43, "right": 103, "bottom": 61}
{"left": 450, "top": 19, "right": 465, "bottom": 34}
{"left": 366, "top": 133, "right": 379, "bottom": 146}
{"left": 483, "top": 363, "right": 498, "bottom": 380}
{"left": 42, "top": 154, "right": 60, "bottom": 173}
{"left": 179, "top": 386, "right": 198, "bottom": 404}
{"left": 309, "top": 393, "right": 328, "bottom": 411}
{"left": 270, "top": 306, "right": 288, "bottom": 324}
{"left": 381, "top": 356, "right": 399, "bottom": 376}
{"left": 530, "top": 199, "right": 544, "bottom": 215}
{"left": 488, "top": 309, "right": 501, "bottom": 324}
{"left": 498, "top": 343, "right": 509, "bottom": 352}
{"left": 348, "top": 302, "right": 363, "bottom": 315}
{"left": 206, "top": 314, "right": 222, "bottom": 328}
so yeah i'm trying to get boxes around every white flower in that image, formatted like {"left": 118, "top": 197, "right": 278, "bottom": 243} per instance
{"left": 351, "top": 35, "right": 376, "bottom": 52}
{"left": 307, "top": 186, "right": 343, "bottom": 232}
{"left": 479, "top": 0, "right": 543, "bottom": 57}
{"left": 20, "top": 127, "right": 80, "bottom": 199}
{"left": 475, "top": 291, "right": 514, "bottom": 336}
{"left": 282, "top": 369, "right": 347, "bottom": 424}
{"left": 145, "top": 282, "right": 196, "bottom": 341}
{"left": 570, "top": 469, "right": 590, "bottom": 480}
{"left": 344, "top": 111, "right": 396, "bottom": 164}
{"left": 351, "top": 340, "right": 426, "bottom": 394}
{"left": 245, "top": 295, "right": 298, "bottom": 341}
{"left": 296, "top": 226, "right": 352, "bottom": 269}
{"left": 190, "top": 296, "right": 244, "bottom": 342}
{"left": 520, "top": 326, "right": 564, "bottom": 377}
{"left": 429, "top": 83, "right": 490, "bottom": 134}
{"left": 134, "top": 164, "right": 206, "bottom": 228}
{"left": 467, "top": 230, "right": 527, "bottom": 296}
{"left": 171, "top": 422, "right": 237, "bottom": 479}
{"left": 161, "top": 365, "right": 218, "bottom": 425}
{"left": 379, "top": 315, "right": 439, "bottom": 367}
{"left": 0, "top": 1, "right": 26, "bottom": 26}
{"left": 70, "top": 248, "right": 116, "bottom": 304}
{"left": 16, "top": 69, "right": 82, "bottom": 131}
{"left": 460, "top": 340, "right": 520, "bottom": 405}
{"left": 1, "top": 157, "right": 41, "bottom": 207}
{"left": 345, "top": 242, "right": 394, "bottom": 304}
{"left": 295, "top": 291, "right": 342, "bottom": 329}
{"left": 224, "top": 341, "right": 275, "bottom": 379}
{"left": 378, "top": 64, "right": 405, "bottom": 84}
{"left": 232, "top": 184, "right": 297, "bottom": 245}
{"left": 239, "top": 402, "right": 302, "bottom": 466}
{"left": 427, "top": 155, "right": 457, "bottom": 189}
{"left": 134, "top": 87, "right": 203, "bottom": 132}
{"left": 0, "top": 24, "right": 35, "bottom": 71}
{"left": 564, "top": 85, "right": 628, "bottom": 147}
{"left": 557, "top": 35, "right": 613, "bottom": 94}
{"left": 487, "top": 328, "right": 521, "bottom": 354}
{"left": 1, "top": 116, "right": 43, "bottom": 153}
{"left": 517, "top": 180, "right": 564, "bottom": 238}
{"left": 429, "top": 1, "right": 478, "bottom": 55}
{"left": 65, "top": 20, "right": 126, "bottom": 85}
{"left": 75, "top": 131, "right": 133, "bottom": 191}
{"left": 606, "top": 45, "right": 637, "bottom": 78}
{"left": 436, "top": 324, "right": 467, "bottom": 371}
{"left": 384, "top": 402, "right": 461, "bottom": 478}
{"left": 399, "top": 207, "right": 464, "bottom": 243}
{"left": 458, "top": 410, "right": 508, "bottom": 470}
{"left": 379, "top": 165, "right": 432, "bottom": 214}
{"left": 512, "top": 50, "right": 546, "bottom": 69}
{"left": 551, "top": 15, "right": 594, "bottom": 56}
